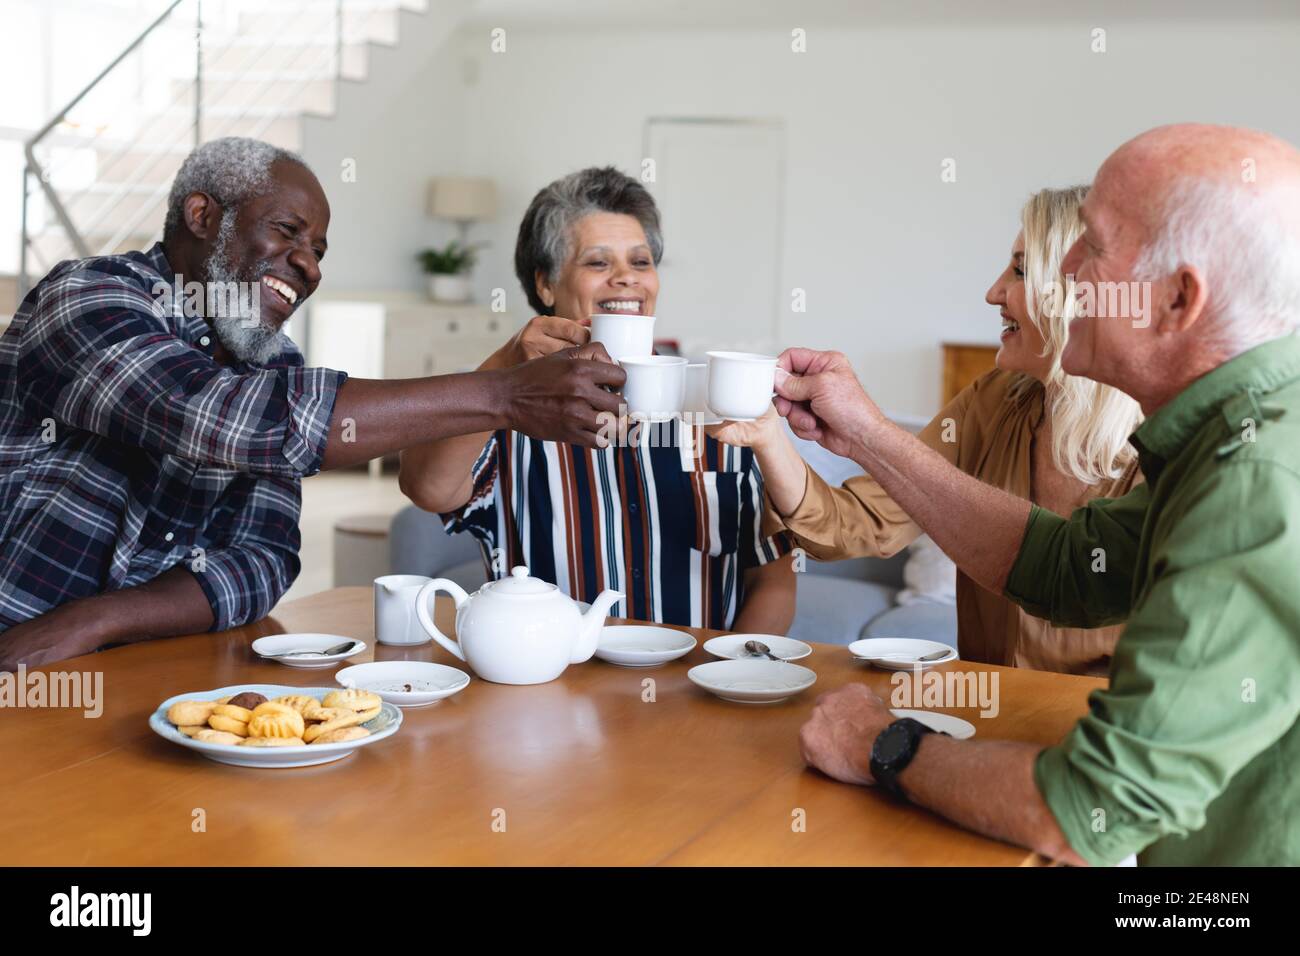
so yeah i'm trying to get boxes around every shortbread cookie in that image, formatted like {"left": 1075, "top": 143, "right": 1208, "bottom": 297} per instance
{"left": 240, "top": 736, "right": 306, "bottom": 747}
{"left": 309, "top": 726, "right": 370, "bottom": 745}
{"left": 212, "top": 704, "right": 253, "bottom": 723}
{"left": 303, "top": 710, "right": 367, "bottom": 742}
{"left": 272, "top": 695, "right": 320, "bottom": 716}
{"left": 208, "top": 714, "right": 250, "bottom": 737}
{"left": 250, "top": 701, "right": 297, "bottom": 719}
{"left": 247, "top": 710, "right": 306, "bottom": 739}
{"left": 302, "top": 704, "right": 351, "bottom": 723}
{"left": 167, "top": 700, "right": 217, "bottom": 727}
{"left": 177, "top": 725, "right": 206, "bottom": 738}
{"left": 194, "top": 728, "right": 244, "bottom": 746}
{"left": 322, "top": 689, "right": 382, "bottom": 713}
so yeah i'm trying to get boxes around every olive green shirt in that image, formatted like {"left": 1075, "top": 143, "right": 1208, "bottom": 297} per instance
{"left": 1007, "top": 334, "right": 1300, "bottom": 866}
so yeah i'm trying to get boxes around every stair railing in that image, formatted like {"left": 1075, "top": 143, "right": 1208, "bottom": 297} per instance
{"left": 18, "top": 0, "right": 354, "bottom": 298}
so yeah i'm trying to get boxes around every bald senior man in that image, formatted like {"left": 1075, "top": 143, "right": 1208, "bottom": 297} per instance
{"left": 784, "top": 124, "right": 1300, "bottom": 865}
{"left": 0, "top": 137, "right": 623, "bottom": 671}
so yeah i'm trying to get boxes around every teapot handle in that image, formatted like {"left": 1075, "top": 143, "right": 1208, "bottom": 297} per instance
{"left": 415, "top": 578, "right": 471, "bottom": 662}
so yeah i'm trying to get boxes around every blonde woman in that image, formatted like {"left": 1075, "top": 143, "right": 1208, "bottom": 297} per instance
{"left": 711, "top": 186, "right": 1142, "bottom": 676}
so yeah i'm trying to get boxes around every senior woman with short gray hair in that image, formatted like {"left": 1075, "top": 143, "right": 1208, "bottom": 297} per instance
{"left": 400, "top": 166, "right": 796, "bottom": 630}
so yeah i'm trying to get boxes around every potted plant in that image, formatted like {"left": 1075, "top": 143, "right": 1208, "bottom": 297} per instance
{"left": 417, "top": 241, "right": 480, "bottom": 303}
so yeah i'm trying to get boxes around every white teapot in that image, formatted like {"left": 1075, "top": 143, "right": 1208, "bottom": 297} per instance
{"left": 414, "top": 566, "right": 623, "bottom": 685}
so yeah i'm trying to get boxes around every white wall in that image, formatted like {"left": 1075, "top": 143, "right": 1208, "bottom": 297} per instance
{"left": 299, "top": 1, "right": 472, "bottom": 294}
{"left": 303, "top": 12, "right": 1300, "bottom": 418}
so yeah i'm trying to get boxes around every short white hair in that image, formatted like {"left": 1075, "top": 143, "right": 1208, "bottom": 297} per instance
{"left": 163, "top": 137, "right": 309, "bottom": 241}
{"left": 1134, "top": 177, "right": 1300, "bottom": 354}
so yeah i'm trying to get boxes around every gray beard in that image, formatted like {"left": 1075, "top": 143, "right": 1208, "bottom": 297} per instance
{"left": 203, "top": 210, "right": 292, "bottom": 365}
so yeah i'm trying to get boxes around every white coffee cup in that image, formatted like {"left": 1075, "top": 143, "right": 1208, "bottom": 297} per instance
{"left": 591, "top": 313, "right": 655, "bottom": 361}
{"left": 374, "top": 574, "right": 434, "bottom": 645}
{"left": 706, "top": 351, "right": 778, "bottom": 421}
{"left": 621, "top": 355, "right": 688, "bottom": 422}
{"left": 683, "top": 363, "right": 722, "bottom": 425}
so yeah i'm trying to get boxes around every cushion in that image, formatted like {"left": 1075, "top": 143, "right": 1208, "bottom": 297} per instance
{"left": 861, "top": 601, "right": 958, "bottom": 648}
{"left": 896, "top": 535, "right": 957, "bottom": 606}
{"left": 788, "top": 575, "right": 899, "bottom": 645}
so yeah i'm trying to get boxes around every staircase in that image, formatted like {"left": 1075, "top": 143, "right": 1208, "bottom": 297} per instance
{"left": 13, "top": 0, "right": 430, "bottom": 305}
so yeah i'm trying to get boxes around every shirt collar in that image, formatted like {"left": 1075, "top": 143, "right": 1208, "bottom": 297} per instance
{"left": 143, "top": 240, "right": 171, "bottom": 279}
{"left": 1131, "top": 333, "right": 1300, "bottom": 467}
{"left": 142, "top": 242, "right": 207, "bottom": 345}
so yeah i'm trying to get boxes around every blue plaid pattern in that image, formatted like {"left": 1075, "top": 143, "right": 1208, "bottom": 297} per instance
{"left": 0, "top": 243, "right": 346, "bottom": 633}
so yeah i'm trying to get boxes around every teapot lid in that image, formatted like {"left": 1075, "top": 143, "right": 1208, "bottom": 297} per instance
{"left": 487, "top": 566, "right": 557, "bottom": 596}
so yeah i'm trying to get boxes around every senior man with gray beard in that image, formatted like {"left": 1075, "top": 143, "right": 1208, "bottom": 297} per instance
{"left": 0, "top": 137, "right": 624, "bottom": 671}
{"left": 784, "top": 123, "right": 1300, "bottom": 866}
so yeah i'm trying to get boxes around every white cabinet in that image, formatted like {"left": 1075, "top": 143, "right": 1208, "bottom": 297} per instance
{"left": 308, "top": 295, "right": 508, "bottom": 379}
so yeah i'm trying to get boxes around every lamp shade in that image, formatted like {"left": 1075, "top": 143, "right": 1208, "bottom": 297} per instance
{"left": 426, "top": 176, "right": 497, "bottom": 221}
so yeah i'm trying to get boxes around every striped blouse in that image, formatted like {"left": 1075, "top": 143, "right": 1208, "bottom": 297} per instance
{"left": 443, "top": 420, "right": 793, "bottom": 629}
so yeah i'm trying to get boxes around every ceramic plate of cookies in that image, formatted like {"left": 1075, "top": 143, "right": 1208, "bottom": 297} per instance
{"left": 149, "top": 684, "right": 402, "bottom": 768}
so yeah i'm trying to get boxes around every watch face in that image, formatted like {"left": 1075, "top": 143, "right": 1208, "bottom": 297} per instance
{"left": 875, "top": 723, "right": 912, "bottom": 763}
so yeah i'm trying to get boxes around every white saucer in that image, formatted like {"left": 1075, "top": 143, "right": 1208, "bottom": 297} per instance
{"left": 251, "top": 633, "right": 367, "bottom": 669}
{"left": 848, "top": 637, "right": 957, "bottom": 671}
{"left": 687, "top": 659, "right": 817, "bottom": 704}
{"left": 335, "top": 661, "right": 470, "bottom": 707}
{"left": 703, "top": 633, "right": 812, "bottom": 662}
{"left": 595, "top": 625, "right": 696, "bottom": 667}
{"left": 149, "top": 684, "right": 402, "bottom": 768}
{"left": 891, "top": 708, "right": 976, "bottom": 739}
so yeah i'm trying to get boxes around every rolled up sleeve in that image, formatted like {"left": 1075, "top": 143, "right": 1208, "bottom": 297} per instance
{"left": 1033, "top": 462, "right": 1300, "bottom": 865}
{"left": 189, "top": 473, "right": 302, "bottom": 630}
{"left": 18, "top": 272, "right": 345, "bottom": 478}
{"left": 1004, "top": 488, "right": 1148, "bottom": 629}
{"left": 780, "top": 463, "right": 920, "bottom": 560}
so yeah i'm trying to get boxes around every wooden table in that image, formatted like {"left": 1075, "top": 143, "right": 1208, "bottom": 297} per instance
{"left": 0, "top": 588, "right": 1103, "bottom": 866}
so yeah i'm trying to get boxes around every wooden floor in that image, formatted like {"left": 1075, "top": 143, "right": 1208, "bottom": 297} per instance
{"left": 282, "top": 466, "right": 411, "bottom": 604}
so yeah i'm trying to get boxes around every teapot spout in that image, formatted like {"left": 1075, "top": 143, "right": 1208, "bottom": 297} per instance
{"left": 573, "top": 589, "right": 623, "bottom": 663}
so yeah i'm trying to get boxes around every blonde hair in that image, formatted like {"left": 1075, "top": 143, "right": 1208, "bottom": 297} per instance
{"left": 1017, "top": 185, "right": 1143, "bottom": 484}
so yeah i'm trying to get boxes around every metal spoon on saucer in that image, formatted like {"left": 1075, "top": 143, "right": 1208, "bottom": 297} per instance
{"left": 743, "top": 640, "right": 783, "bottom": 662}
{"left": 857, "top": 648, "right": 951, "bottom": 664}
{"left": 261, "top": 642, "right": 358, "bottom": 658}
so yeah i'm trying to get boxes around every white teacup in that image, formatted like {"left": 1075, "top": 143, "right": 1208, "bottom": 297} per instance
{"left": 374, "top": 574, "right": 434, "bottom": 646}
{"left": 591, "top": 313, "right": 655, "bottom": 361}
{"left": 683, "top": 363, "right": 722, "bottom": 425}
{"left": 621, "top": 355, "right": 688, "bottom": 422}
{"left": 706, "top": 351, "right": 778, "bottom": 421}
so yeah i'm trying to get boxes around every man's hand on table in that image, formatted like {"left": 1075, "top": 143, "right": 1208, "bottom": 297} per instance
{"left": 0, "top": 599, "right": 112, "bottom": 671}
{"left": 0, "top": 568, "right": 216, "bottom": 672}
{"left": 798, "top": 683, "right": 895, "bottom": 786}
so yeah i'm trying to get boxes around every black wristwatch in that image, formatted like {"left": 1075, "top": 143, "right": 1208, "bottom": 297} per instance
{"left": 870, "top": 717, "right": 934, "bottom": 799}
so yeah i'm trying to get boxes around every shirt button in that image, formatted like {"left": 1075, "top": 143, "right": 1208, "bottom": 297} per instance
{"left": 164, "top": 532, "right": 174, "bottom": 542}
{"left": 632, "top": 569, "right": 642, "bottom": 579}
{"left": 199, "top": 336, "right": 210, "bottom": 347}
{"left": 628, "top": 502, "right": 638, "bottom": 513}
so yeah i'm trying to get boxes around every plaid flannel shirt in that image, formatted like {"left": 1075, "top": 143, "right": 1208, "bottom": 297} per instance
{"left": 0, "top": 243, "right": 346, "bottom": 633}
